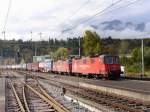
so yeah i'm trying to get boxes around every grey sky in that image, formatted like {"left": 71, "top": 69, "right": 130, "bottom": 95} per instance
{"left": 0, "top": 0, "right": 149, "bottom": 40}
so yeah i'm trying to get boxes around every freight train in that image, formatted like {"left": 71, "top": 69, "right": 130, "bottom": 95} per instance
{"left": 0, "top": 55, "right": 121, "bottom": 79}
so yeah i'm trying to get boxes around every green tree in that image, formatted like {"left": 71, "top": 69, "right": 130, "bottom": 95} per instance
{"left": 131, "top": 48, "right": 141, "bottom": 62}
{"left": 22, "top": 48, "right": 33, "bottom": 63}
{"left": 55, "top": 47, "right": 69, "bottom": 60}
{"left": 119, "top": 40, "right": 129, "bottom": 54}
{"left": 144, "top": 47, "right": 150, "bottom": 66}
{"left": 83, "top": 30, "right": 102, "bottom": 57}
{"left": 49, "top": 52, "right": 57, "bottom": 61}
{"left": 120, "top": 55, "right": 133, "bottom": 66}
{"left": 20, "top": 58, "right": 25, "bottom": 64}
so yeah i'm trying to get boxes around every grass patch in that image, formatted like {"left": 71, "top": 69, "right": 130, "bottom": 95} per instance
{"left": 124, "top": 64, "right": 150, "bottom": 77}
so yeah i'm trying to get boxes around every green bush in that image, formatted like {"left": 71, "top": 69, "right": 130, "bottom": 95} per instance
{"left": 126, "top": 63, "right": 141, "bottom": 73}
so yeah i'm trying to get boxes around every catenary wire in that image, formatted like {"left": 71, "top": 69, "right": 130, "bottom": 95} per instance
{"left": 3, "top": 0, "right": 12, "bottom": 31}
{"left": 61, "top": 0, "right": 124, "bottom": 33}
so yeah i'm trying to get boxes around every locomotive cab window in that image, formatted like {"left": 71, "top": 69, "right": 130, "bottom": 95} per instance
{"left": 83, "top": 58, "right": 86, "bottom": 64}
{"left": 104, "top": 56, "right": 113, "bottom": 64}
{"left": 114, "top": 56, "right": 119, "bottom": 64}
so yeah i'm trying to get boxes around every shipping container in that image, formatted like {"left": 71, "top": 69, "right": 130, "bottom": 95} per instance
{"left": 31, "top": 62, "right": 39, "bottom": 72}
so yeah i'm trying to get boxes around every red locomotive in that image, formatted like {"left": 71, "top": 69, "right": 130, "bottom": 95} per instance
{"left": 52, "top": 55, "right": 121, "bottom": 79}
{"left": 72, "top": 55, "right": 120, "bottom": 79}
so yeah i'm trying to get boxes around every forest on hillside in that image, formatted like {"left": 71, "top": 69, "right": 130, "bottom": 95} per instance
{"left": 0, "top": 30, "right": 150, "bottom": 76}
{"left": 1, "top": 37, "right": 150, "bottom": 61}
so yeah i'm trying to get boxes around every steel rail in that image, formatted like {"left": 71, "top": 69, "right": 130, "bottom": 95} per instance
{"left": 39, "top": 77, "right": 150, "bottom": 112}
{"left": 35, "top": 78, "right": 70, "bottom": 112}
{"left": 24, "top": 82, "right": 70, "bottom": 112}
{"left": 9, "top": 80, "right": 26, "bottom": 112}
{"left": 39, "top": 83, "right": 70, "bottom": 112}
{"left": 16, "top": 70, "right": 150, "bottom": 111}
{"left": 22, "top": 86, "right": 30, "bottom": 112}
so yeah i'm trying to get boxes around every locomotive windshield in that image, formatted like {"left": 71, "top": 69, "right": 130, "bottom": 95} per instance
{"left": 104, "top": 56, "right": 113, "bottom": 64}
{"left": 104, "top": 56, "right": 119, "bottom": 64}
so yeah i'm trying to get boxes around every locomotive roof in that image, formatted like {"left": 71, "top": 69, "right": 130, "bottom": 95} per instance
{"left": 100, "top": 55, "right": 119, "bottom": 58}
{"left": 72, "top": 54, "right": 119, "bottom": 60}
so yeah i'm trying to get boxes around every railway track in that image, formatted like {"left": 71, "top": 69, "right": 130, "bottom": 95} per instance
{"left": 5, "top": 77, "right": 70, "bottom": 112}
{"left": 11, "top": 70, "right": 150, "bottom": 112}
{"left": 6, "top": 79, "right": 25, "bottom": 112}
{"left": 38, "top": 77, "right": 150, "bottom": 112}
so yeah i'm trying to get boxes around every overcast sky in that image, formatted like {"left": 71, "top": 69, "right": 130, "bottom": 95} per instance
{"left": 0, "top": 0, "right": 149, "bottom": 41}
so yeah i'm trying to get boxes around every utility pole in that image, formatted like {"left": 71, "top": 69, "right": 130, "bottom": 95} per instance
{"left": 37, "top": 32, "right": 42, "bottom": 56}
{"left": 79, "top": 36, "right": 81, "bottom": 57}
{"left": 2, "top": 31, "right": 6, "bottom": 40}
{"left": 30, "top": 31, "right": 36, "bottom": 56}
{"left": 39, "top": 32, "right": 42, "bottom": 41}
{"left": 30, "top": 31, "right": 32, "bottom": 39}
{"left": 39, "top": 32, "right": 42, "bottom": 47}
{"left": 34, "top": 46, "right": 37, "bottom": 56}
{"left": 1, "top": 31, "right": 5, "bottom": 62}
{"left": 141, "top": 39, "right": 144, "bottom": 77}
